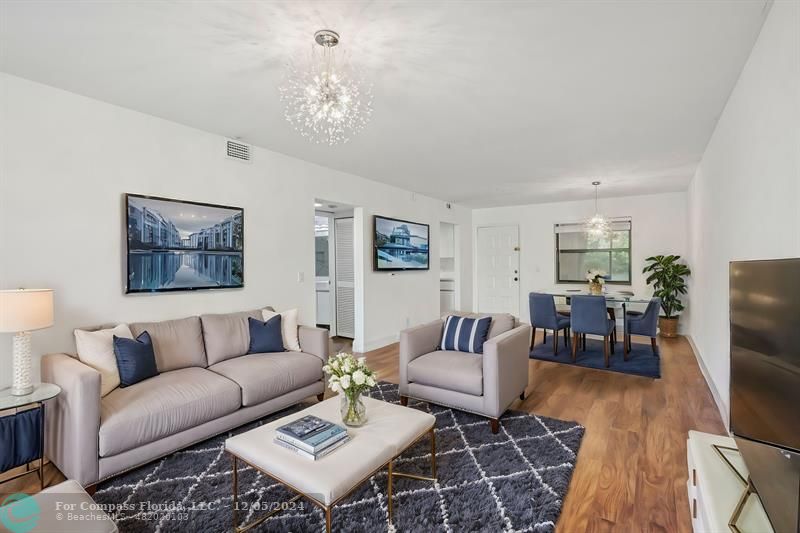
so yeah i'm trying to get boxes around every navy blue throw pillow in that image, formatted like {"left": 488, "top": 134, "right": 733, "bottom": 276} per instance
{"left": 248, "top": 315, "right": 285, "bottom": 354}
{"left": 113, "top": 331, "right": 159, "bottom": 387}
{"left": 440, "top": 315, "right": 493, "bottom": 354}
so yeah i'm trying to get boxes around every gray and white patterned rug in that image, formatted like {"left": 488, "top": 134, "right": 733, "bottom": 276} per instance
{"left": 96, "top": 382, "right": 584, "bottom": 532}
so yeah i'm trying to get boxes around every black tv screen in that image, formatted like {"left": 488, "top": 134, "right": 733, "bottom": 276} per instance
{"left": 730, "top": 258, "right": 800, "bottom": 452}
{"left": 125, "top": 194, "right": 244, "bottom": 293}
{"left": 730, "top": 258, "right": 800, "bottom": 533}
{"left": 374, "top": 215, "right": 430, "bottom": 271}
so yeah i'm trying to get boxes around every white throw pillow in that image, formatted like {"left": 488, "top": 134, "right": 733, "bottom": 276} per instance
{"left": 261, "top": 308, "right": 301, "bottom": 352}
{"left": 74, "top": 324, "right": 133, "bottom": 396}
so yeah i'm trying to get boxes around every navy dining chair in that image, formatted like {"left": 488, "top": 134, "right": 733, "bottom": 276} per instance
{"left": 570, "top": 295, "right": 616, "bottom": 367}
{"left": 529, "top": 293, "right": 571, "bottom": 355}
{"left": 625, "top": 298, "right": 661, "bottom": 355}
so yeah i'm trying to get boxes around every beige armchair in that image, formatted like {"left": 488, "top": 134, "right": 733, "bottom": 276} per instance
{"left": 399, "top": 313, "right": 531, "bottom": 433}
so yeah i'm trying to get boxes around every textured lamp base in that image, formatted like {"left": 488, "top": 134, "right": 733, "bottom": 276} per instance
{"left": 11, "top": 331, "right": 34, "bottom": 396}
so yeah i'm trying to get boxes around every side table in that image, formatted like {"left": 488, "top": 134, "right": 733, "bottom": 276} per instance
{"left": 0, "top": 383, "right": 61, "bottom": 491}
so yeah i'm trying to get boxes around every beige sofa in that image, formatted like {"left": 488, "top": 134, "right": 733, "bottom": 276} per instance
{"left": 41, "top": 308, "right": 329, "bottom": 488}
{"left": 399, "top": 312, "right": 531, "bottom": 433}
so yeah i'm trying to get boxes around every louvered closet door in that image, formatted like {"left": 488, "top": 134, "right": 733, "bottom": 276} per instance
{"left": 334, "top": 217, "right": 355, "bottom": 338}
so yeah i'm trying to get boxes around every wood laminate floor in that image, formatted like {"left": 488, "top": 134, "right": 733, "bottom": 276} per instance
{"left": 3, "top": 333, "right": 725, "bottom": 532}
{"left": 365, "top": 333, "right": 726, "bottom": 532}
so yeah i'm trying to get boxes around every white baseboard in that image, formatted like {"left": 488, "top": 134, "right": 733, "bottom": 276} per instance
{"left": 359, "top": 334, "right": 399, "bottom": 353}
{"left": 686, "top": 334, "right": 730, "bottom": 431}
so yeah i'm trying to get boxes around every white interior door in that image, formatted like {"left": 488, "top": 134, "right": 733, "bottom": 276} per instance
{"left": 334, "top": 217, "right": 355, "bottom": 338}
{"left": 477, "top": 225, "right": 520, "bottom": 315}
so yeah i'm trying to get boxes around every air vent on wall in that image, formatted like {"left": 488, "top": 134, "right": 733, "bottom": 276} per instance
{"left": 226, "top": 139, "right": 251, "bottom": 162}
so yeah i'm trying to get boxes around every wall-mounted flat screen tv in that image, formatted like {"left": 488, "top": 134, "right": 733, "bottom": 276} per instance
{"left": 730, "top": 258, "right": 800, "bottom": 533}
{"left": 125, "top": 194, "right": 244, "bottom": 293}
{"left": 374, "top": 215, "right": 430, "bottom": 271}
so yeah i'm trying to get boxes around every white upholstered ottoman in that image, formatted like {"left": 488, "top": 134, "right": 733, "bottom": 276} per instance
{"left": 0, "top": 480, "right": 117, "bottom": 533}
{"left": 225, "top": 396, "right": 436, "bottom": 532}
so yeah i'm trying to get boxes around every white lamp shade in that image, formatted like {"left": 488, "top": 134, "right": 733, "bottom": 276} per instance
{"left": 0, "top": 289, "right": 54, "bottom": 332}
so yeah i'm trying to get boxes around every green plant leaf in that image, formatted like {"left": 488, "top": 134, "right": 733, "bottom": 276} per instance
{"left": 643, "top": 254, "right": 691, "bottom": 319}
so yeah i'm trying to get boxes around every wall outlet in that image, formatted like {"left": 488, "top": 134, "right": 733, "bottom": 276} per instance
{"left": 297, "top": 271, "right": 304, "bottom": 283}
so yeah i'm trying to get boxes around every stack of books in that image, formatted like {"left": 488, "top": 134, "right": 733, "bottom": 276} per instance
{"left": 274, "top": 415, "right": 349, "bottom": 461}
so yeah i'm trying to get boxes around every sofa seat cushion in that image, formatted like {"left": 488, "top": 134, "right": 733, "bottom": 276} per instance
{"left": 209, "top": 352, "right": 323, "bottom": 407}
{"left": 99, "top": 367, "right": 241, "bottom": 457}
{"left": 407, "top": 350, "right": 483, "bottom": 396}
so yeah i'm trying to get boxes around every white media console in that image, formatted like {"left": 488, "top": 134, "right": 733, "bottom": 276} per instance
{"left": 687, "top": 431, "right": 774, "bottom": 532}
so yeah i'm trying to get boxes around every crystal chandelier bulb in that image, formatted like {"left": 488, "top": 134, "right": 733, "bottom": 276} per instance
{"left": 586, "top": 181, "right": 611, "bottom": 236}
{"left": 588, "top": 213, "right": 610, "bottom": 236}
{"left": 279, "top": 31, "right": 373, "bottom": 146}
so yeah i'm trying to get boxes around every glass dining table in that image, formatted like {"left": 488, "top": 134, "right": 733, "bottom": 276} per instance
{"left": 536, "top": 289, "right": 651, "bottom": 311}
{"left": 534, "top": 289, "right": 653, "bottom": 336}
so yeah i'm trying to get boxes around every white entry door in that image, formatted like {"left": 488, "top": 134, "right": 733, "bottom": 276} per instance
{"left": 334, "top": 217, "right": 355, "bottom": 338}
{"left": 477, "top": 225, "right": 520, "bottom": 315}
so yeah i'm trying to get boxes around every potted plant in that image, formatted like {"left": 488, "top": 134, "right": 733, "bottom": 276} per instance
{"left": 642, "top": 255, "right": 691, "bottom": 338}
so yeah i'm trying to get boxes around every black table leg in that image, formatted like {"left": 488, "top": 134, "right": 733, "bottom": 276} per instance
{"left": 622, "top": 302, "right": 628, "bottom": 354}
{"left": 40, "top": 402, "right": 45, "bottom": 491}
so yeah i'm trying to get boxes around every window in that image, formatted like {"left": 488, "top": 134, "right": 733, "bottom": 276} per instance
{"left": 555, "top": 220, "right": 631, "bottom": 283}
{"left": 315, "top": 215, "right": 329, "bottom": 277}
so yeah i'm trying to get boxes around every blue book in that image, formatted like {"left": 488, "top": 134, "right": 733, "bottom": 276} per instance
{"left": 277, "top": 415, "right": 329, "bottom": 439}
{"left": 274, "top": 435, "right": 350, "bottom": 460}
{"left": 276, "top": 416, "right": 347, "bottom": 454}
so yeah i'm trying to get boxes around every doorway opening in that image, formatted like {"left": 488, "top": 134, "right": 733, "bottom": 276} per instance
{"left": 314, "top": 200, "right": 356, "bottom": 353}
{"left": 439, "top": 222, "right": 461, "bottom": 314}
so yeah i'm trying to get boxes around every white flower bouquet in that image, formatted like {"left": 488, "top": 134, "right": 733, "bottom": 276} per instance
{"left": 586, "top": 270, "right": 607, "bottom": 284}
{"left": 586, "top": 269, "right": 607, "bottom": 295}
{"left": 323, "top": 353, "right": 377, "bottom": 426}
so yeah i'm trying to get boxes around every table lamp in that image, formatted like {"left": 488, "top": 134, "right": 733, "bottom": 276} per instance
{"left": 0, "top": 289, "right": 54, "bottom": 395}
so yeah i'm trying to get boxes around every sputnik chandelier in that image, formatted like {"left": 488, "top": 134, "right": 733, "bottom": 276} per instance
{"left": 587, "top": 181, "right": 611, "bottom": 236}
{"left": 279, "top": 30, "right": 373, "bottom": 146}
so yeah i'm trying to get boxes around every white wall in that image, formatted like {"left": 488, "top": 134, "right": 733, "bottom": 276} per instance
{"left": 0, "top": 74, "right": 473, "bottom": 387}
{"left": 472, "top": 192, "right": 688, "bottom": 324}
{"left": 687, "top": 0, "right": 800, "bottom": 426}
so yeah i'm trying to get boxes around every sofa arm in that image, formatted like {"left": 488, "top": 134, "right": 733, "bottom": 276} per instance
{"left": 399, "top": 319, "right": 444, "bottom": 394}
{"left": 41, "top": 353, "right": 101, "bottom": 487}
{"left": 298, "top": 326, "right": 329, "bottom": 362}
{"left": 482, "top": 325, "right": 532, "bottom": 418}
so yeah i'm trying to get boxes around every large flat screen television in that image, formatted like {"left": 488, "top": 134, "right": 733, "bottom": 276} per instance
{"left": 730, "top": 258, "right": 800, "bottom": 533}
{"left": 373, "top": 215, "right": 430, "bottom": 271}
{"left": 125, "top": 194, "right": 244, "bottom": 293}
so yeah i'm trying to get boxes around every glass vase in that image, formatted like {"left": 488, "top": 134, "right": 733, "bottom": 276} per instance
{"left": 589, "top": 282, "right": 603, "bottom": 295}
{"left": 340, "top": 390, "right": 367, "bottom": 427}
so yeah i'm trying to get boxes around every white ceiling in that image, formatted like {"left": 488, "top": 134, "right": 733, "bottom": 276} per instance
{"left": 0, "top": 1, "right": 769, "bottom": 207}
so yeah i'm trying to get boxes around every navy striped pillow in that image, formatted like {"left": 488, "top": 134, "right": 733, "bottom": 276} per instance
{"left": 440, "top": 315, "right": 493, "bottom": 354}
